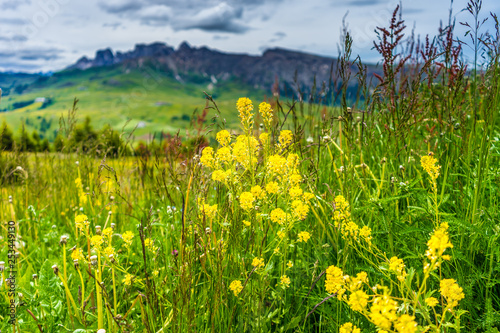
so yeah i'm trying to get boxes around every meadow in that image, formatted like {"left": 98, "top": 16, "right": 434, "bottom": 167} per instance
{"left": 1, "top": 3, "right": 500, "bottom": 333}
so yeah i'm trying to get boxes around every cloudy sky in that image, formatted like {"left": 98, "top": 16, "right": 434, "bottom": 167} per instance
{"left": 1, "top": 0, "right": 499, "bottom": 72}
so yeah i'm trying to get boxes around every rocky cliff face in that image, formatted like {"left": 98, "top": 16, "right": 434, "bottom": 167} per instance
{"left": 67, "top": 41, "right": 370, "bottom": 92}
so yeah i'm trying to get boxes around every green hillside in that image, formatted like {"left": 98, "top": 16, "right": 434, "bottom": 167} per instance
{"left": 0, "top": 65, "right": 267, "bottom": 141}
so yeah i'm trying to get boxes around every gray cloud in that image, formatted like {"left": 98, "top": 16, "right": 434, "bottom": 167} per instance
{"left": 0, "top": 48, "right": 63, "bottom": 62}
{"left": 137, "top": 5, "right": 173, "bottom": 26}
{"left": 172, "top": 3, "right": 248, "bottom": 33}
{"left": 0, "top": 17, "right": 28, "bottom": 25}
{"left": 98, "top": 0, "right": 277, "bottom": 33}
{"left": 99, "top": 0, "right": 143, "bottom": 14}
{"left": 348, "top": 0, "right": 384, "bottom": 6}
{"left": 1, "top": 0, "right": 31, "bottom": 10}
{"left": 0, "top": 35, "right": 28, "bottom": 42}
{"left": 268, "top": 31, "right": 286, "bottom": 43}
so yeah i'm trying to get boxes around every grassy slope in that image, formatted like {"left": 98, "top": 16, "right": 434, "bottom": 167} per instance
{"left": 0, "top": 65, "right": 267, "bottom": 140}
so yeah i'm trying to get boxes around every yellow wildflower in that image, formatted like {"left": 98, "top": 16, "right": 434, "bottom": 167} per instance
{"left": 103, "top": 246, "right": 115, "bottom": 257}
{"left": 71, "top": 248, "right": 85, "bottom": 262}
{"left": 267, "top": 154, "right": 287, "bottom": 175}
{"left": 259, "top": 132, "right": 269, "bottom": 145}
{"left": 291, "top": 200, "right": 309, "bottom": 220}
{"left": 440, "top": 279, "right": 465, "bottom": 308}
{"left": 240, "top": 192, "right": 255, "bottom": 211}
{"left": 75, "top": 214, "right": 89, "bottom": 230}
{"left": 259, "top": 101, "right": 273, "bottom": 128}
{"left": 333, "top": 195, "right": 350, "bottom": 227}
{"left": 265, "top": 181, "right": 279, "bottom": 194}
{"left": 91, "top": 235, "right": 103, "bottom": 248}
{"left": 212, "top": 169, "right": 230, "bottom": 182}
{"left": 325, "top": 265, "right": 346, "bottom": 298}
{"left": 122, "top": 231, "right": 134, "bottom": 247}
{"left": 394, "top": 314, "right": 417, "bottom": 333}
{"left": 425, "top": 297, "right": 439, "bottom": 307}
{"left": 243, "top": 220, "right": 251, "bottom": 227}
{"left": 287, "top": 261, "right": 293, "bottom": 268}
{"left": 297, "top": 231, "right": 311, "bottom": 243}
{"left": 229, "top": 280, "right": 243, "bottom": 296}
{"left": 421, "top": 154, "right": 440, "bottom": 180}
{"left": 289, "top": 173, "right": 302, "bottom": 185}
{"left": 369, "top": 295, "right": 398, "bottom": 330}
{"left": 200, "top": 147, "right": 215, "bottom": 168}
{"left": 251, "top": 185, "right": 265, "bottom": 199}
{"left": 237, "top": 97, "right": 254, "bottom": 133}
{"left": 359, "top": 226, "right": 372, "bottom": 244}
{"left": 102, "top": 227, "right": 113, "bottom": 238}
{"left": 348, "top": 290, "right": 369, "bottom": 311}
{"left": 278, "top": 130, "right": 293, "bottom": 148}
{"left": 270, "top": 208, "right": 287, "bottom": 225}
{"left": 277, "top": 230, "right": 286, "bottom": 239}
{"left": 289, "top": 186, "right": 303, "bottom": 199}
{"left": 201, "top": 203, "right": 218, "bottom": 219}
{"left": 389, "top": 256, "right": 407, "bottom": 282}
{"left": 252, "top": 257, "right": 265, "bottom": 269}
{"left": 280, "top": 275, "right": 291, "bottom": 288}
{"left": 425, "top": 222, "right": 453, "bottom": 263}
{"left": 216, "top": 130, "right": 231, "bottom": 146}
{"left": 216, "top": 146, "right": 232, "bottom": 163}
{"left": 123, "top": 274, "right": 133, "bottom": 286}
{"left": 339, "top": 322, "right": 361, "bottom": 333}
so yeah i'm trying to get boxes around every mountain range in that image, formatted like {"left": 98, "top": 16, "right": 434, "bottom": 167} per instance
{"left": 67, "top": 41, "right": 373, "bottom": 92}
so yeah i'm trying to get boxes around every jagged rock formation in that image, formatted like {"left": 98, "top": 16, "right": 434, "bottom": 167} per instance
{"left": 67, "top": 41, "right": 373, "bottom": 92}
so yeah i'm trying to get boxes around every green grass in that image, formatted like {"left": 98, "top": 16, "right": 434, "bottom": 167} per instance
{"left": 0, "top": 65, "right": 267, "bottom": 140}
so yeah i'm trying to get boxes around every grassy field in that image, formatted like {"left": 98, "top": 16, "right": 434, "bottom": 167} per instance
{"left": 1, "top": 4, "right": 500, "bottom": 333}
{"left": 0, "top": 65, "right": 266, "bottom": 141}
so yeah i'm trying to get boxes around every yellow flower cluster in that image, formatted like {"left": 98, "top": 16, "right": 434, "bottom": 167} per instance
{"left": 421, "top": 154, "right": 440, "bottom": 180}
{"left": 389, "top": 256, "right": 407, "bottom": 282}
{"left": 216, "top": 129, "right": 231, "bottom": 146}
{"left": 333, "top": 195, "right": 350, "bottom": 227}
{"left": 278, "top": 130, "right": 293, "bottom": 149}
{"left": 440, "top": 278, "right": 465, "bottom": 308}
{"left": 199, "top": 200, "right": 218, "bottom": 219}
{"left": 212, "top": 169, "right": 231, "bottom": 182}
{"left": 123, "top": 274, "right": 133, "bottom": 286}
{"left": 237, "top": 97, "right": 254, "bottom": 133}
{"left": 71, "top": 247, "right": 85, "bottom": 262}
{"left": 122, "top": 231, "right": 134, "bottom": 247}
{"left": 424, "top": 222, "right": 453, "bottom": 273}
{"left": 252, "top": 257, "right": 265, "bottom": 269}
{"left": 229, "top": 280, "right": 243, "bottom": 296}
{"left": 425, "top": 297, "right": 439, "bottom": 307}
{"left": 75, "top": 214, "right": 89, "bottom": 230}
{"left": 270, "top": 208, "right": 287, "bottom": 225}
{"left": 340, "top": 323, "right": 361, "bottom": 333}
{"left": 280, "top": 275, "right": 291, "bottom": 288}
{"left": 369, "top": 295, "right": 398, "bottom": 330}
{"left": 258, "top": 101, "right": 273, "bottom": 129}
{"left": 232, "top": 135, "right": 259, "bottom": 169}
{"left": 200, "top": 147, "right": 215, "bottom": 168}
{"left": 91, "top": 235, "right": 104, "bottom": 248}
{"left": 251, "top": 185, "right": 265, "bottom": 199}
{"left": 297, "top": 231, "right": 311, "bottom": 243}
{"left": 348, "top": 289, "right": 369, "bottom": 311}
{"left": 325, "top": 265, "right": 346, "bottom": 299}
{"left": 393, "top": 314, "right": 418, "bottom": 333}
{"left": 240, "top": 192, "right": 255, "bottom": 211}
